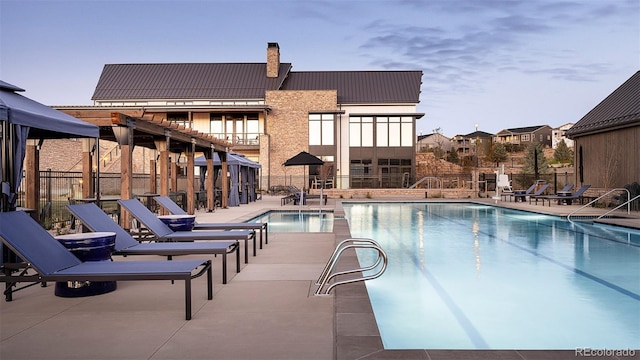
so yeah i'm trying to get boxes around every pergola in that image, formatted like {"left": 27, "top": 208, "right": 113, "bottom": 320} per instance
{"left": 57, "top": 109, "right": 232, "bottom": 226}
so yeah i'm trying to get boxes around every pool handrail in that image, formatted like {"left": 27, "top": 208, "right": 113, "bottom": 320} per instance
{"left": 315, "top": 238, "right": 387, "bottom": 296}
{"left": 567, "top": 188, "right": 631, "bottom": 223}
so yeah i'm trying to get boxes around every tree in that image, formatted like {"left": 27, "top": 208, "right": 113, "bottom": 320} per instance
{"left": 447, "top": 148, "right": 459, "bottom": 165}
{"left": 553, "top": 139, "right": 573, "bottom": 164}
{"left": 523, "top": 142, "right": 549, "bottom": 175}
{"left": 486, "top": 143, "right": 508, "bottom": 166}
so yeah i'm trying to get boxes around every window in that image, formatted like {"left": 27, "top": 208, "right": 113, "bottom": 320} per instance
{"left": 309, "top": 114, "right": 334, "bottom": 145}
{"left": 209, "top": 113, "right": 260, "bottom": 144}
{"left": 351, "top": 115, "right": 413, "bottom": 147}
{"left": 168, "top": 113, "right": 189, "bottom": 128}
{"left": 378, "top": 158, "right": 412, "bottom": 188}
{"left": 521, "top": 134, "right": 530, "bottom": 141}
{"left": 349, "top": 116, "right": 373, "bottom": 147}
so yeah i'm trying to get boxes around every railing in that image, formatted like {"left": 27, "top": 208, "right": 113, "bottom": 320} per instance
{"left": 409, "top": 177, "right": 441, "bottom": 189}
{"left": 315, "top": 238, "right": 387, "bottom": 296}
{"left": 567, "top": 188, "right": 631, "bottom": 223}
{"left": 596, "top": 194, "right": 640, "bottom": 220}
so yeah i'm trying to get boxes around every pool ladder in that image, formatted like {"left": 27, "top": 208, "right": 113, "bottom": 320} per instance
{"left": 314, "top": 238, "right": 387, "bottom": 296}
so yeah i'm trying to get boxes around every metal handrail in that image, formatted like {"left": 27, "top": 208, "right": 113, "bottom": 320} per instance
{"left": 567, "top": 188, "right": 630, "bottom": 223}
{"left": 597, "top": 194, "right": 640, "bottom": 220}
{"left": 409, "top": 177, "right": 441, "bottom": 189}
{"left": 314, "top": 238, "right": 387, "bottom": 296}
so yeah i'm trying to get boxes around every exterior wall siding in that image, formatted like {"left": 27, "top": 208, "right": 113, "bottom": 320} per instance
{"left": 264, "top": 90, "right": 338, "bottom": 189}
{"left": 573, "top": 126, "right": 640, "bottom": 188}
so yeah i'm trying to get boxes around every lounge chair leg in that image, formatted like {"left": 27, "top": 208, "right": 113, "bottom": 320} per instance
{"left": 207, "top": 262, "right": 213, "bottom": 300}
{"left": 185, "top": 278, "right": 191, "bottom": 320}
{"left": 222, "top": 253, "right": 227, "bottom": 284}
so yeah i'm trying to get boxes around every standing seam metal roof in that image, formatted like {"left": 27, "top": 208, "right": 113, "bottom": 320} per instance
{"left": 92, "top": 63, "right": 292, "bottom": 100}
{"left": 566, "top": 71, "right": 640, "bottom": 137}
{"left": 92, "top": 64, "right": 422, "bottom": 104}
{"left": 281, "top": 71, "right": 422, "bottom": 103}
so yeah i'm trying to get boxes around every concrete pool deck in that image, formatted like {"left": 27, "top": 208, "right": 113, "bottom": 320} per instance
{"left": 1, "top": 195, "right": 638, "bottom": 359}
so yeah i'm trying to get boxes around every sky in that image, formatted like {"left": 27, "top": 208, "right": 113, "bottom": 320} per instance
{"left": 1, "top": 0, "right": 638, "bottom": 138}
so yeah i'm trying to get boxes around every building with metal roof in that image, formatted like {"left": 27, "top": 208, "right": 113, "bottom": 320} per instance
{"left": 566, "top": 71, "right": 640, "bottom": 188}
{"left": 63, "top": 42, "right": 424, "bottom": 191}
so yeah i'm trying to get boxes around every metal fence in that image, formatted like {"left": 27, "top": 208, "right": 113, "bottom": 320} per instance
{"left": 16, "top": 171, "right": 176, "bottom": 229}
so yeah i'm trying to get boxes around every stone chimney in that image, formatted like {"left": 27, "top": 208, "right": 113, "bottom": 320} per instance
{"left": 267, "top": 42, "right": 280, "bottom": 78}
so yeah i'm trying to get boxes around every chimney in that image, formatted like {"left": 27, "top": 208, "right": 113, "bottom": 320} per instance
{"left": 267, "top": 42, "right": 280, "bottom": 78}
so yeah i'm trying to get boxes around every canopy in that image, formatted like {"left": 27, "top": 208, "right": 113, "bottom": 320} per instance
{"left": 0, "top": 80, "right": 99, "bottom": 139}
{"left": 1, "top": 80, "right": 99, "bottom": 212}
{"left": 283, "top": 151, "right": 324, "bottom": 212}
{"left": 283, "top": 151, "right": 324, "bottom": 167}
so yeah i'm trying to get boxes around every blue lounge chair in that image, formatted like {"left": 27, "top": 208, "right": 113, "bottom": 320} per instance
{"left": 153, "top": 196, "right": 268, "bottom": 248}
{"left": 118, "top": 199, "right": 256, "bottom": 264}
{"left": 67, "top": 203, "right": 240, "bottom": 284}
{"left": 503, "top": 184, "right": 536, "bottom": 202}
{"left": 0, "top": 211, "right": 212, "bottom": 320}
{"left": 528, "top": 184, "right": 551, "bottom": 204}
{"left": 541, "top": 184, "right": 591, "bottom": 206}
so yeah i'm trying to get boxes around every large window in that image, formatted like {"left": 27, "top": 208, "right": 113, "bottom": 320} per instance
{"left": 168, "top": 112, "right": 189, "bottom": 128}
{"left": 349, "top": 116, "right": 373, "bottom": 147}
{"left": 350, "top": 116, "right": 413, "bottom": 147}
{"left": 210, "top": 113, "right": 260, "bottom": 144}
{"left": 309, "top": 114, "right": 334, "bottom": 146}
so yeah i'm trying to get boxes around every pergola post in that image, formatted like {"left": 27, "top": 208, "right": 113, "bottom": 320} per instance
{"left": 81, "top": 138, "right": 95, "bottom": 199}
{"left": 24, "top": 140, "right": 39, "bottom": 220}
{"left": 206, "top": 147, "right": 215, "bottom": 212}
{"left": 112, "top": 123, "right": 133, "bottom": 229}
{"left": 186, "top": 141, "right": 196, "bottom": 214}
{"left": 220, "top": 151, "right": 229, "bottom": 209}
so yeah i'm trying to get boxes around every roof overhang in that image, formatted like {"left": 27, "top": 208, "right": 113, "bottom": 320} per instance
{"left": 348, "top": 112, "right": 425, "bottom": 119}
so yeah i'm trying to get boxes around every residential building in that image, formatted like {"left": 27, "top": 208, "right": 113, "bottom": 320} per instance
{"left": 493, "top": 125, "right": 553, "bottom": 148}
{"left": 62, "top": 42, "right": 423, "bottom": 190}
{"left": 552, "top": 123, "right": 575, "bottom": 149}
{"left": 451, "top": 131, "right": 493, "bottom": 156}
{"left": 416, "top": 132, "right": 451, "bottom": 153}
{"left": 566, "top": 71, "right": 640, "bottom": 188}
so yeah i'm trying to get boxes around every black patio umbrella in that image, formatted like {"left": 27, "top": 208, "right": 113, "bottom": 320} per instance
{"left": 283, "top": 151, "right": 324, "bottom": 210}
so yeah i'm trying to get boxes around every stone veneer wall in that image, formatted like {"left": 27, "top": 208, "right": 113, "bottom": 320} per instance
{"left": 264, "top": 90, "right": 338, "bottom": 189}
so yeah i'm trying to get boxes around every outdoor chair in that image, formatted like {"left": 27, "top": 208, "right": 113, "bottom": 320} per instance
{"left": 540, "top": 184, "right": 591, "bottom": 206}
{"left": 118, "top": 199, "right": 256, "bottom": 264}
{"left": 153, "top": 196, "right": 268, "bottom": 248}
{"left": 528, "top": 184, "right": 552, "bottom": 204}
{"left": 0, "top": 211, "right": 212, "bottom": 320}
{"left": 67, "top": 203, "right": 240, "bottom": 284}
{"left": 502, "top": 184, "right": 536, "bottom": 202}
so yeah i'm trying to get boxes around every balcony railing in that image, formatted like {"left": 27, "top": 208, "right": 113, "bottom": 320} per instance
{"left": 210, "top": 133, "right": 261, "bottom": 146}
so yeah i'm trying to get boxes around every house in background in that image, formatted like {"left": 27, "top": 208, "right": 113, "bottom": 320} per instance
{"left": 566, "top": 71, "right": 640, "bottom": 188}
{"left": 416, "top": 132, "right": 451, "bottom": 153}
{"left": 451, "top": 131, "right": 493, "bottom": 157}
{"left": 59, "top": 42, "right": 423, "bottom": 190}
{"left": 493, "top": 125, "right": 553, "bottom": 148}
{"left": 552, "top": 123, "right": 575, "bottom": 149}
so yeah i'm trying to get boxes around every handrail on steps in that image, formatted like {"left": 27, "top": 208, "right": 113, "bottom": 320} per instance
{"left": 409, "top": 177, "right": 441, "bottom": 189}
{"left": 314, "top": 238, "right": 387, "bottom": 296}
{"left": 567, "top": 188, "right": 631, "bottom": 223}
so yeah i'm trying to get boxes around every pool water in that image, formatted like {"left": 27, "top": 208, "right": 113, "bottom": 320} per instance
{"left": 248, "top": 211, "right": 334, "bottom": 232}
{"left": 343, "top": 202, "right": 640, "bottom": 350}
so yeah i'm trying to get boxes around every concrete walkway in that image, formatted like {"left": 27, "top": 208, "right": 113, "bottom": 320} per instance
{"left": 1, "top": 195, "right": 638, "bottom": 359}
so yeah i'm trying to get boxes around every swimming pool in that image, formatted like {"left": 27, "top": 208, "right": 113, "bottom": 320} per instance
{"left": 248, "top": 210, "right": 334, "bottom": 232}
{"left": 343, "top": 202, "right": 640, "bottom": 350}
